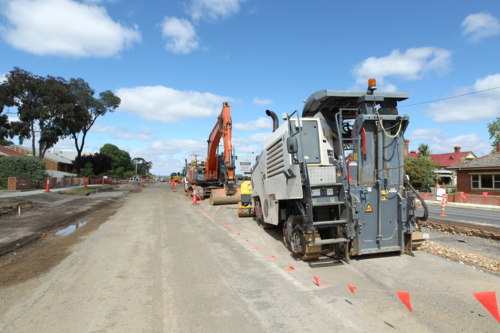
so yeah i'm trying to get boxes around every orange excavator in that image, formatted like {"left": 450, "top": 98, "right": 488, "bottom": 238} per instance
{"left": 187, "top": 102, "right": 241, "bottom": 205}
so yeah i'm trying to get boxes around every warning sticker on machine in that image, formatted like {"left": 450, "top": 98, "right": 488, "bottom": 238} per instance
{"left": 365, "top": 203, "right": 374, "bottom": 213}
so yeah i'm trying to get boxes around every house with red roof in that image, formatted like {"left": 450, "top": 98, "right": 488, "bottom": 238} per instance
{"left": 406, "top": 142, "right": 476, "bottom": 188}
{"left": 447, "top": 143, "right": 500, "bottom": 195}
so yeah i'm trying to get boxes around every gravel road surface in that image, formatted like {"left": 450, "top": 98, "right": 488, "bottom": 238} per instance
{"left": 0, "top": 183, "right": 499, "bottom": 332}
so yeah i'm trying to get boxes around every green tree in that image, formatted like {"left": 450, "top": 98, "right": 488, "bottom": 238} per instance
{"left": 100, "top": 144, "right": 133, "bottom": 172}
{"left": 124, "top": 170, "right": 136, "bottom": 178}
{"left": 132, "top": 157, "right": 153, "bottom": 176}
{"left": 404, "top": 156, "right": 440, "bottom": 192}
{"left": 0, "top": 67, "right": 82, "bottom": 159}
{"left": 67, "top": 78, "right": 121, "bottom": 172}
{"left": 0, "top": 138, "right": 14, "bottom": 146}
{"left": 417, "top": 143, "right": 431, "bottom": 156}
{"left": 487, "top": 117, "right": 500, "bottom": 153}
{"left": 81, "top": 162, "right": 94, "bottom": 179}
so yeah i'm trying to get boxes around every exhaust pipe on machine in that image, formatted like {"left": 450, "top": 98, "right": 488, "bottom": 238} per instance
{"left": 266, "top": 110, "right": 279, "bottom": 132}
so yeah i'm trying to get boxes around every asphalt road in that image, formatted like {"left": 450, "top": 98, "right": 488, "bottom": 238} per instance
{"left": 417, "top": 203, "right": 500, "bottom": 227}
{"left": 1, "top": 184, "right": 499, "bottom": 332}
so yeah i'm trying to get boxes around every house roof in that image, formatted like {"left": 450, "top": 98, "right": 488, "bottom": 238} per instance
{"left": 9, "top": 145, "right": 74, "bottom": 164}
{"left": 447, "top": 152, "right": 500, "bottom": 169}
{"left": 0, "top": 145, "right": 22, "bottom": 156}
{"left": 429, "top": 152, "right": 474, "bottom": 167}
{"left": 408, "top": 151, "right": 474, "bottom": 167}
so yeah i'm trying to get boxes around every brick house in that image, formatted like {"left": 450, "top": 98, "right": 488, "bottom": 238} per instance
{"left": 405, "top": 141, "right": 476, "bottom": 188}
{"left": 2, "top": 145, "right": 74, "bottom": 174}
{"left": 447, "top": 143, "right": 500, "bottom": 195}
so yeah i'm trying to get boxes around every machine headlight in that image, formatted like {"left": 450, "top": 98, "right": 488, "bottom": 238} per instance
{"left": 326, "top": 188, "right": 334, "bottom": 196}
{"left": 311, "top": 188, "right": 321, "bottom": 196}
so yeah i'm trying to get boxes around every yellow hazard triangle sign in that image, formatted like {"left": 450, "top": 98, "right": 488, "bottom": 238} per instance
{"left": 365, "top": 203, "right": 374, "bottom": 213}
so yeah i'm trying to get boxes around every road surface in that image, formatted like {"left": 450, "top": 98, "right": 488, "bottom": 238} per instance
{"left": 0, "top": 183, "right": 499, "bottom": 332}
{"left": 417, "top": 203, "right": 500, "bottom": 227}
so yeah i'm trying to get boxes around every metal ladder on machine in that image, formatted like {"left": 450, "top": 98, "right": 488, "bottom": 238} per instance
{"left": 309, "top": 108, "right": 359, "bottom": 260}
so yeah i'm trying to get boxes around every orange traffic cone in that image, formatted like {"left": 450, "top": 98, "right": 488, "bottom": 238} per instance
{"left": 440, "top": 194, "right": 446, "bottom": 216}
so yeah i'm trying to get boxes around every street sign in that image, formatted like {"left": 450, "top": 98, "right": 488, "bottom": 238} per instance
{"left": 240, "top": 158, "right": 251, "bottom": 172}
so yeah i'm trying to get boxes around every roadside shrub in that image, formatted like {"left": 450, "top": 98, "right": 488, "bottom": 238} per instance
{"left": 0, "top": 156, "right": 47, "bottom": 188}
{"left": 124, "top": 171, "right": 135, "bottom": 178}
{"left": 81, "top": 162, "right": 94, "bottom": 179}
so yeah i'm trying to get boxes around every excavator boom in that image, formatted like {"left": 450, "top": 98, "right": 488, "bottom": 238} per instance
{"left": 207, "top": 102, "right": 241, "bottom": 205}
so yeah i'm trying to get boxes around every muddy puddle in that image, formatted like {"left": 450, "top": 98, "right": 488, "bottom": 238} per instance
{"left": 55, "top": 220, "right": 90, "bottom": 236}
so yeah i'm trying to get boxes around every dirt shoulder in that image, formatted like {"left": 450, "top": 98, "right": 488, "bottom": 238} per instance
{"left": 0, "top": 187, "right": 138, "bottom": 257}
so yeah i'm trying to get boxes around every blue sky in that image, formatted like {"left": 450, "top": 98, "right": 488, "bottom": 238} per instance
{"left": 1, "top": 0, "right": 500, "bottom": 175}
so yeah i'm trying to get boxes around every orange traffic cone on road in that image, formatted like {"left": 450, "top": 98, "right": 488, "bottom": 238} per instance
{"left": 418, "top": 200, "right": 422, "bottom": 208}
{"left": 440, "top": 194, "right": 446, "bottom": 216}
{"left": 45, "top": 176, "right": 50, "bottom": 192}
{"left": 174, "top": 183, "right": 177, "bottom": 192}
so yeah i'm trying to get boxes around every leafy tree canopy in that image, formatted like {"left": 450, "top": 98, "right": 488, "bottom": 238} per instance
{"left": 67, "top": 78, "right": 120, "bottom": 172}
{"left": 73, "top": 153, "right": 113, "bottom": 177}
{"left": 0, "top": 67, "right": 84, "bottom": 159}
{"left": 132, "top": 157, "right": 153, "bottom": 176}
{"left": 100, "top": 143, "right": 133, "bottom": 172}
{"left": 487, "top": 117, "right": 500, "bottom": 153}
{"left": 404, "top": 156, "right": 440, "bottom": 192}
{"left": 417, "top": 143, "right": 431, "bottom": 156}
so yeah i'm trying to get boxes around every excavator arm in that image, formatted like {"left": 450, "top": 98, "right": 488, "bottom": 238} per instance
{"left": 208, "top": 102, "right": 241, "bottom": 205}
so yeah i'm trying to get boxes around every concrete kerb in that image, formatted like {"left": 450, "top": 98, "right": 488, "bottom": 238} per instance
{"left": 0, "top": 184, "right": 108, "bottom": 199}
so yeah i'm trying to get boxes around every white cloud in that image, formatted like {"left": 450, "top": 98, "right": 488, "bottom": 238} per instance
{"left": 252, "top": 97, "right": 273, "bottom": 106}
{"left": 0, "top": 0, "right": 141, "bottom": 58}
{"left": 52, "top": 137, "right": 77, "bottom": 150}
{"left": 249, "top": 132, "right": 271, "bottom": 146}
{"left": 129, "top": 138, "right": 207, "bottom": 174}
{"left": 352, "top": 47, "right": 451, "bottom": 91}
{"left": 233, "top": 117, "right": 273, "bottom": 131}
{"left": 408, "top": 129, "right": 491, "bottom": 156}
{"left": 409, "top": 128, "right": 448, "bottom": 143}
{"left": 0, "top": 72, "right": 7, "bottom": 82}
{"left": 113, "top": 126, "right": 157, "bottom": 142}
{"left": 90, "top": 124, "right": 116, "bottom": 132}
{"left": 160, "top": 17, "right": 199, "bottom": 54}
{"left": 116, "top": 85, "right": 233, "bottom": 123}
{"left": 187, "top": 0, "right": 244, "bottom": 21}
{"left": 424, "top": 73, "right": 500, "bottom": 123}
{"left": 462, "top": 12, "right": 500, "bottom": 42}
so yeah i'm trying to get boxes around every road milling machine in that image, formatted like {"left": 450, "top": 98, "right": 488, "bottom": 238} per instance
{"left": 187, "top": 102, "right": 241, "bottom": 205}
{"left": 251, "top": 79, "right": 427, "bottom": 261}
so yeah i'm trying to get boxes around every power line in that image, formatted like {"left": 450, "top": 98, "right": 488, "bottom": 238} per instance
{"left": 399, "top": 86, "right": 500, "bottom": 108}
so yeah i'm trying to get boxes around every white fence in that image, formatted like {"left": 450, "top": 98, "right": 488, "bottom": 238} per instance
{"left": 47, "top": 170, "right": 75, "bottom": 178}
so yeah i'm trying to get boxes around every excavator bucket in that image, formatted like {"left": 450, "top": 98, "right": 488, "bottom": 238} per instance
{"left": 209, "top": 188, "right": 241, "bottom": 205}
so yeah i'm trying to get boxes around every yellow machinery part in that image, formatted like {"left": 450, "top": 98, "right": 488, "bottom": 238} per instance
{"left": 240, "top": 181, "right": 252, "bottom": 195}
{"left": 238, "top": 202, "right": 255, "bottom": 217}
